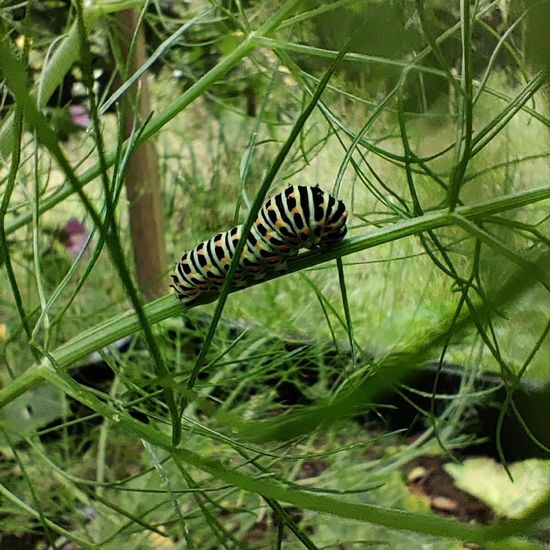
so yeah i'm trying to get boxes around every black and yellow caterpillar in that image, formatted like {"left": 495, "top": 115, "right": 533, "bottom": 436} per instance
{"left": 171, "top": 185, "right": 348, "bottom": 303}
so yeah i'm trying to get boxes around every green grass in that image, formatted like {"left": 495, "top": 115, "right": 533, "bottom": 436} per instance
{"left": 1, "top": 1, "right": 550, "bottom": 548}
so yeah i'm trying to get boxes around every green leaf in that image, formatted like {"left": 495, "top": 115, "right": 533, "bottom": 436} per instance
{"left": 446, "top": 458, "right": 550, "bottom": 519}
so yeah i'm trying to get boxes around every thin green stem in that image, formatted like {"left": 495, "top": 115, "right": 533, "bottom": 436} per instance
{"left": 336, "top": 257, "right": 355, "bottom": 368}
{"left": 32, "top": 366, "right": 550, "bottom": 548}
{"left": 0, "top": 481, "right": 99, "bottom": 549}
{"left": 30, "top": 143, "right": 50, "bottom": 349}
{"left": 3, "top": 0, "right": 305, "bottom": 236}
{"left": 0, "top": 183, "right": 548, "bottom": 410}
{"left": 185, "top": 22, "right": 350, "bottom": 392}
{"left": 448, "top": 0, "right": 474, "bottom": 211}
{"left": 452, "top": 214, "right": 550, "bottom": 292}
{"left": 0, "top": 50, "right": 38, "bottom": 362}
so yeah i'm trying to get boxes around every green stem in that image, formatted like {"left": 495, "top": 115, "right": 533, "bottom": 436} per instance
{"left": 0, "top": 183, "right": 548, "bottom": 409}
{"left": 186, "top": 20, "right": 348, "bottom": 391}
{"left": 0, "top": 2, "right": 143, "bottom": 156}
{"left": 28, "top": 367, "right": 550, "bottom": 548}
{"left": 452, "top": 214, "right": 550, "bottom": 291}
{"left": 0, "top": 481, "right": 99, "bottom": 549}
{"left": 448, "top": 0, "right": 474, "bottom": 211}
{"left": 3, "top": 0, "right": 305, "bottom": 235}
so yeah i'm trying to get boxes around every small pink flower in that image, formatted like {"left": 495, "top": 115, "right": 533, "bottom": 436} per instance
{"left": 63, "top": 218, "right": 90, "bottom": 258}
{"left": 69, "top": 104, "right": 90, "bottom": 129}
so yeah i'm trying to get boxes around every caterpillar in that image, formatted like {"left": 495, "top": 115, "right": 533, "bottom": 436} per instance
{"left": 171, "top": 185, "right": 348, "bottom": 303}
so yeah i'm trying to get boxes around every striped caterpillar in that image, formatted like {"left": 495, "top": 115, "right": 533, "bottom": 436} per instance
{"left": 171, "top": 185, "right": 348, "bottom": 303}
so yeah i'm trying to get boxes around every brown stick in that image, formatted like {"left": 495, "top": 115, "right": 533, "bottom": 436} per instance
{"left": 113, "top": 9, "right": 167, "bottom": 300}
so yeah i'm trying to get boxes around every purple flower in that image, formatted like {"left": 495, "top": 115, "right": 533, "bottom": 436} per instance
{"left": 69, "top": 104, "right": 90, "bottom": 129}
{"left": 63, "top": 218, "right": 90, "bottom": 258}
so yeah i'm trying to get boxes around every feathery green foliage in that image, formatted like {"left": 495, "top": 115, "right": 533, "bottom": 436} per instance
{"left": 1, "top": 1, "right": 549, "bottom": 548}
